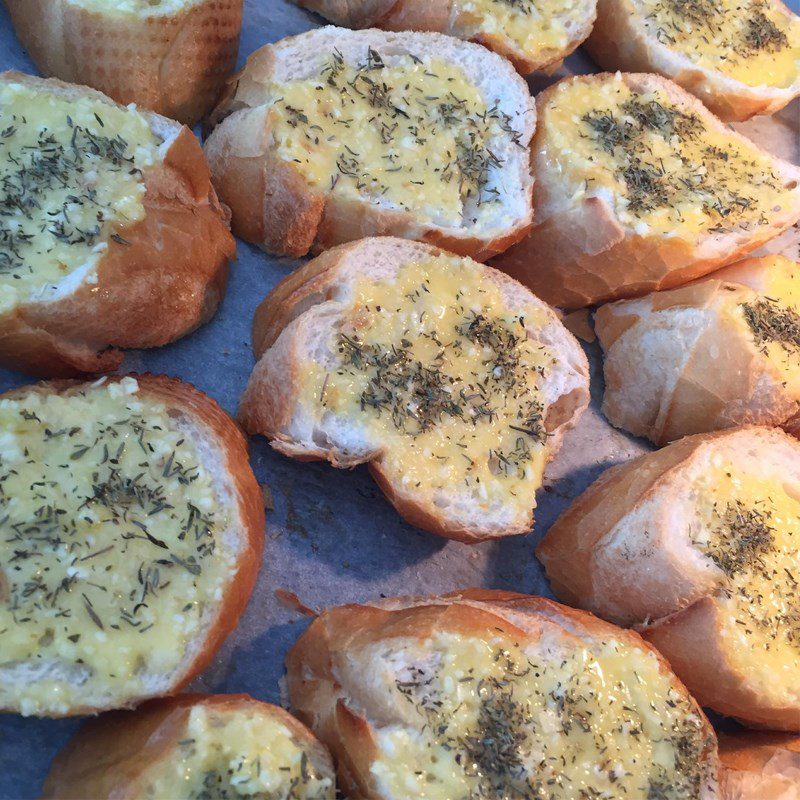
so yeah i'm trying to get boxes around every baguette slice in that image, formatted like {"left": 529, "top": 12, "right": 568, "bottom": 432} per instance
{"left": 0, "top": 375, "right": 264, "bottom": 717}
{"left": 0, "top": 71, "right": 234, "bottom": 377}
{"left": 40, "top": 693, "right": 335, "bottom": 799}
{"left": 204, "top": 27, "right": 535, "bottom": 261}
{"left": 490, "top": 72, "right": 800, "bottom": 309}
{"left": 238, "top": 237, "right": 589, "bottom": 543}
{"left": 285, "top": 589, "right": 720, "bottom": 800}
{"left": 718, "top": 731, "right": 800, "bottom": 800}
{"left": 585, "top": 0, "right": 800, "bottom": 122}
{"left": 595, "top": 255, "right": 800, "bottom": 446}
{"left": 537, "top": 426, "right": 800, "bottom": 730}
{"left": 294, "top": 0, "right": 597, "bottom": 75}
{"left": 3, "top": 0, "right": 242, "bottom": 125}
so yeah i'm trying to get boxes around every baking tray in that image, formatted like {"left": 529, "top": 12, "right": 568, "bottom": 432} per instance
{"left": 0, "top": 1, "right": 798, "bottom": 795}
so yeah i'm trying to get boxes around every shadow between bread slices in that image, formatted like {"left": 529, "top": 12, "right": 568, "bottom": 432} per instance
{"left": 0, "top": 72, "right": 235, "bottom": 378}
{"left": 237, "top": 237, "right": 590, "bottom": 543}
{"left": 0, "top": 375, "right": 264, "bottom": 717}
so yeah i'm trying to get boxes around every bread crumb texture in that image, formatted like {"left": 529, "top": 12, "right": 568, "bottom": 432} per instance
{"left": 0, "top": 380, "right": 236, "bottom": 716}
{"left": 141, "top": 704, "right": 334, "bottom": 799}
{"left": 636, "top": 0, "right": 800, "bottom": 88}
{"left": 0, "top": 81, "right": 161, "bottom": 314}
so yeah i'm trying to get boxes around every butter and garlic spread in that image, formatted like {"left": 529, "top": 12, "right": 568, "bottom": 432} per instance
{"left": 270, "top": 48, "right": 522, "bottom": 229}
{"left": 365, "top": 629, "right": 714, "bottom": 799}
{"left": 638, "top": 0, "right": 800, "bottom": 88}
{"left": 0, "top": 82, "right": 161, "bottom": 313}
{"left": 143, "top": 705, "right": 334, "bottom": 799}
{"left": 0, "top": 379, "right": 235, "bottom": 716}
{"left": 542, "top": 76, "right": 794, "bottom": 235}
{"left": 304, "top": 255, "right": 555, "bottom": 519}
{"left": 692, "top": 463, "right": 800, "bottom": 704}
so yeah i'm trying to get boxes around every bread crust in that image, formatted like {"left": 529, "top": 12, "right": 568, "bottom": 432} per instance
{"left": 0, "top": 375, "right": 265, "bottom": 717}
{"left": 40, "top": 693, "right": 333, "bottom": 799}
{"left": 204, "top": 27, "right": 535, "bottom": 262}
{"left": 285, "top": 589, "right": 719, "bottom": 800}
{"left": 3, "top": 0, "right": 242, "bottom": 125}
{"left": 718, "top": 731, "right": 800, "bottom": 800}
{"left": 0, "top": 72, "right": 235, "bottom": 378}
{"left": 536, "top": 425, "right": 800, "bottom": 730}
{"left": 295, "top": 0, "right": 597, "bottom": 75}
{"left": 490, "top": 72, "right": 800, "bottom": 309}
{"left": 585, "top": 0, "right": 800, "bottom": 122}
{"left": 238, "top": 237, "right": 590, "bottom": 543}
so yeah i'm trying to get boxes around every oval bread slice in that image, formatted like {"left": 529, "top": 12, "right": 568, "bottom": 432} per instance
{"left": 4, "top": 0, "right": 242, "bottom": 125}
{"left": 0, "top": 71, "right": 235, "bottom": 377}
{"left": 718, "top": 731, "right": 800, "bottom": 800}
{"left": 204, "top": 27, "right": 535, "bottom": 261}
{"left": 0, "top": 375, "right": 264, "bottom": 717}
{"left": 491, "top": 72, "right": 800, "bottom": 309}
{"left": 238, "top": 237, "right": 589, "bottom": 543}
{"left": 40, "top": 693, "right": 335, "bottom": 799}
{"left": 537, "top": 426, "right": 800, "bottom": 730}
{"left": 585, "top": 0, "right": 800, "bottom": 122}
{"left": 294, "top": 0, "right": 597, "bottom": 75}
{"left": 285, "top": 589, "right": 720, "bottom": 799}
{"left": 595, "top": 255, "right": 800, "bottom": 446}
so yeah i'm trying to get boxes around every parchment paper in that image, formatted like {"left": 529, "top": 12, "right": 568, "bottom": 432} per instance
{"left": 0, "top": 2, "right": 798, "bottom": 795}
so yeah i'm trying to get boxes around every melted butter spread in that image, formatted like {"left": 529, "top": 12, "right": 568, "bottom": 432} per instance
{"left": 456, "top": 0, "right": 589, "bottom": 55}
{"left": 637, "top": 0, "right": 800, "bottom": 88}
{"left": 363, "top": 629, "right": 714, "bottom": 799}
{"left": 0, "top": 379, "right": 235, "bottom": 716}
{"left": 0, "top": 81, "right": 161, "bottom": 313}
{"left": 541, "top": 76, "right": 794, "bottom": 235}
{"left": 68, "top": 0, "right": 202, "bottom": 15}
{"left": 303, "top": 255, "right": 555, "bottom": 519}
{"left": 692, "top": 462, "right": 800, "bottom": 703}
{"left": 270, "top": 49, "right": 522, "bottom": 229}
{"left": 143, "top": 705, "right": 334, "bottom": 799}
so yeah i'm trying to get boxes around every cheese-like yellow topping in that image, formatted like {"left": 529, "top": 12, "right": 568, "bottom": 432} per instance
{"left": 143, "top": 705, "right": 334, "bottom": 799}
{"left": 0, "top": 379, "right": 235, "bottom": 716}
{"left": 637, "top": 0, "right": 800, "bottom": 88}
{"left": 303, "top": 255, "right": 555, "bottom": 520}
{"left": 457, "top": 0, "right": 589, "bottom": 57}
{"left": 540, "top": 76, "right": 794, "bottom": 235}
{"left": 692, "top": 463, "right": 800, "bottom": 705}
{"left": 67, "top": 0, "right": 202, "bottom": 15}
{"left": 364, "top": 629, "right": 714, "bottom": 799}
{"left": 0, "top": 82, "right": 161, "bottom": 313}
{"left": 270, "top": 50, "right": 521, "bottom": 229}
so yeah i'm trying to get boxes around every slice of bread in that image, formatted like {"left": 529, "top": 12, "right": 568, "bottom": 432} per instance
{"left": 40, "top": 694, "right": 335, "bottom": 799}
{"left": 595, "top": 255, "right": 800, "bottom": 446}
{"left": 491, "top": 72, "right": 800, "bottom": 309}
{"left": 0, "top": 375, "right": 264, "bottom": 717}
{"left": 3, "top": 0, "right": 242, "bottom": 125}
{"left": 718, "top": 731, "right": 800, "bottom": 800}
{"left": 0, "top": 72, "right": 235, "bottom": 377}
{"left": 285, "top": 589, "right": 720, "bottom": 800}
{"left": 537, "top": 426, "right": 800, "bottom": 730}
{"left": 585, "top": 0, "right": 800, "bottom": 122}
{"left": 204, "top": 27, "right": 535, "bottom": 261}
{"left": 294, "top": 0, "right": 597, "bottom": 75}
{"left": 238, "top": 237, "right": 589, "bottom": 543}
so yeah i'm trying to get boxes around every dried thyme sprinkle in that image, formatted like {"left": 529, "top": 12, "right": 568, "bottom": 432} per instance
{"left": 707, "top": 501, "right": 775, "bottom": 576}
{"left": 742, "top": 298, "right": 800, "bottom": 353}
{"left": 740, "top": 9, "right": 789, "bottom": 54}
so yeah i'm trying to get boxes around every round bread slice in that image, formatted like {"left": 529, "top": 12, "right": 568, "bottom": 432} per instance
{"left": 293, "top": 0, "right": 597, "bottom": 75}
{"left": 490, "top": 72, "right": 800, "bottom": 309}
{"left": 0, "top": 375, "right": 264, "bottom": 717}
{"left": 238, "top": 237, "right": 589, "bottom": 543}
{"left": 537, "top": 426, "right": 800, "bottom": 730}
{"left": 204, "top": 27, "right": 535, "bottom": 261}
{"left": 595, "top": 255, "right": 800, "bottom": 446}
{"left": 285, "top": 589, "right": 720, "bottom": 799}
{"left": 718, "top": 731, "right": 800, "bottom": 800}
{"left": 0, "top": 71, "right": 235, "bottom": 378}
{"left": 40, "top": 693, "right": 335, "bottom": 799}
{"left": 585, "top": 0, "right": 800, "bottom": 122}
{"left": 4, "top": 0, "right": 242, "bottom": 125}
